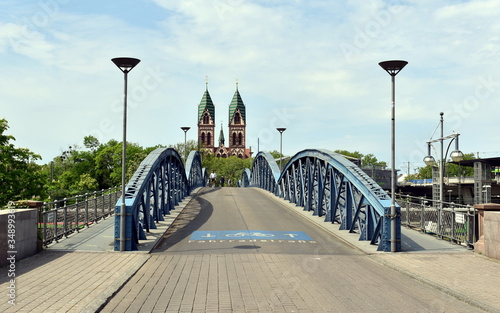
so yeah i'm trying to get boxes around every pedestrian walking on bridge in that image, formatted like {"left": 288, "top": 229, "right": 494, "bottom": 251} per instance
{"left": 209, "top": 170, "right": 217, "bottom": 187}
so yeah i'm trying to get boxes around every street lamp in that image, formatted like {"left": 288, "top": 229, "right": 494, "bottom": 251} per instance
{"left": 112, "top": 57, "right": 140, "bottom": 252}
{"left": 423, "top": 112, "right": 463, "bottom": 236}
{"left": 379, "top": 59, "right": 408, "bottom": 252}
{"left": 276, "top": 128, "right": 286, "bottom": 170}
{"left": 181, "top": 127, "right": 191, "bottom": 162}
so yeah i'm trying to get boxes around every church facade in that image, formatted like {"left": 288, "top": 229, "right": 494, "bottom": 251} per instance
{"left": 197, "top": 84, "right": 251, "bottom": 158}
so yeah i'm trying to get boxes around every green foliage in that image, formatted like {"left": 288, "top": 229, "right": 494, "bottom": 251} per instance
{"left": 83, "top": 135, "right": 100, "bottom": 151}
{"left": 405, "top": 153, "right": 475, "bottom": 181}
{"left": 334, "top": 150, "right": 363, "bottom": 160}
{"left": 0, "top": 119, "right": 47, "bottom": 205}
{"left": 268, "top": 150, "right": 282, "bottom": 159}
{"left": 202, "top": 154, "right": 252, "bottom": 186}
{"left": 0, "top": 117, "right": 255, "bottom": 204}
{"left": 445, "top": 153, "right": 475, "bottom": 177}
{"left": 44, "top": 138, "right": 154, "bottom": 200}
{"left": 334, "top": 150, "right": 387, "bottom": 168}
{"left": 169, "top": 139, "right": 197, "bottom": 160}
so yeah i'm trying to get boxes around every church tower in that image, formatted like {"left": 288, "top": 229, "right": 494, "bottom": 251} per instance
{"left": 228, "top": 83, "right": 248, "bottom": 158}
{"left": 197, "top": 83, "right": 215, "bottom": 151}
{"left": 196, "top": 81, "right": 251, "bottom": 159}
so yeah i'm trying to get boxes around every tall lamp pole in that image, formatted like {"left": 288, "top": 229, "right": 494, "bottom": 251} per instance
{"left": 379, "top": 60, "right": 407, "bottom": 252}
{"left": 112, "top": 57, "right": 140, "bottom": 252}
{"left": 276, "top": 128, "right": 286, "bottom": 170}
{"left": 423, "top": 112, "right": 463, "bottom": 236}
{"left": 181, "top": 127, "right": 191, "bottom": 163}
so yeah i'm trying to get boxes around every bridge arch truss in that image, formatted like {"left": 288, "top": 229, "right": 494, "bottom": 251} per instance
{"left": 244, "top": 149, "right": 399, "bottom": 252}
{"left": 115, "top": 148, "right": 206, "bottom": 251}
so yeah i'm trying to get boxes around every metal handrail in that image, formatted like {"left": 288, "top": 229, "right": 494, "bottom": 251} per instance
{"left": 39, "top": 187, "right": 120, "bottom": 246}
{"left": 396, "top": 193, "right": 477, "bottom": 248}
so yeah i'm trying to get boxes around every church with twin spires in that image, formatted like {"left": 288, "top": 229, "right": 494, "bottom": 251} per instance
{"left": 197, "top": 83, "right": 251, "bottom": 159}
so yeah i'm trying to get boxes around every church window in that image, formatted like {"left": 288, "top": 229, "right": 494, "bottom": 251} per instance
{"left": 203, "top": 113, "right": 210, "bottom": 124}
{"left": 238, "top": 132, "right": 243, "bottom": 145}
{"left": 232, "top": 132, "right": 237, "bottom": 146}
{"left": 201, "top": 132, "right": 206, "bottom": 144}
{"left": 234, "top": 112, "right": 241, "bottom": 124}
{"left": 207, "top": 132, "right": 211, "bottom": 146}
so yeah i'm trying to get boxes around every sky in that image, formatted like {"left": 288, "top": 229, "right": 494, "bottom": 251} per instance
{"left": 1, "top": 0, "right": 500, "bottom": 173}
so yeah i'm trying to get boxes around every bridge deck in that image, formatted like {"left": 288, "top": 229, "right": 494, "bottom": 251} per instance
{"left": 1, "top": 188, "right": 499, "bottom": 312}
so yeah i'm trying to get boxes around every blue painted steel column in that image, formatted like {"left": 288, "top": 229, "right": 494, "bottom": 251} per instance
{"left": 381, "top": 199, "right": 400, "bottom": 252}
{"left": 114, "top": 198, "right": 135, "bottom": 251}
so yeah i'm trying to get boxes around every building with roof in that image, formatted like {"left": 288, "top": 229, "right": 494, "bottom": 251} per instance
{"left": 197, "top": 83, "right": 251, "bottom": 159}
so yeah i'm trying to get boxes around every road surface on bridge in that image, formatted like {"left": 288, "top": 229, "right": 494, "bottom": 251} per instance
{"left": 101, "top": 187, "right": 483, "bottom": 312}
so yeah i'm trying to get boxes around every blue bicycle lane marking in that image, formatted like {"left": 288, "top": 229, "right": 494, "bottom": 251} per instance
{"left": 190, "top": 230, "right": 313, "bottom": 241}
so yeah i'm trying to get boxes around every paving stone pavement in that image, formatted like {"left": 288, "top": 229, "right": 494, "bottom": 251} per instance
{"left": 370, "top": 252, "right": 500, "bottom": 313}
{"left": 99, "top": 253, "right": 495, "bottom": 313}
{"left": 0, "top": 251, "right": 149, "bottom": 313}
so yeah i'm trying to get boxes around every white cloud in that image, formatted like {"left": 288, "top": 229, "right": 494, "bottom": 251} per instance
{"left": 0, "top": 0, "right": 499, "bottom": 170}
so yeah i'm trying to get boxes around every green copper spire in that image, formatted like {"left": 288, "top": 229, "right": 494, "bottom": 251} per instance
{"left": 198, "top": 86, "right": 215, "bottom": 123}
{"left": 229, "top": 83, "right": 245, "bottom": 123}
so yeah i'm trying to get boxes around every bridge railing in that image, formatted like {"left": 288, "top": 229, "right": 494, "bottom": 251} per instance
{"left": 242, "top": 149, "right": 398, "bottom": 252}
{"left": 39, "top": 187, "right": 120, "bottom": 246}
{"left": 115, "top": 148, "right": 205, "bottom": 251}
{"left": 397, "top": 194, "right": 476, "bottom": 248}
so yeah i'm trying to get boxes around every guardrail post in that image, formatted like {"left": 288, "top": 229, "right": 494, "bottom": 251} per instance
{"left": 63, "top": 198, "right": 68, "bottom": 238}
{"left": 468, "top": 206, "right": 476, "bottom": 248}
{"left": 93, "top": 191, "right": 98, "bottom": 223}
{"left": 43, "top": 209, "right": 47, "bottom": 245}
{"left": 75, "top": 195, "right": 80, "bottom": 232}
{"left": 54, "top": 201, "right": 59, "bottom": 242}
{"left": 108, "top": 189, "right": 113, "bottom": 216}
{"left": 101, "top": 189, "right": 105, "bottom": 217}
{"left": 420, "top": 197, "right": 425, "bottom": 231}
{"left": 451, "top": 205, "right": 456, "bottom": 243}
{"left": 405, "top": 196, "right": 410, "bottom": 226}
{"left": 85, "top": 193, "right": 89, "bottom": 227}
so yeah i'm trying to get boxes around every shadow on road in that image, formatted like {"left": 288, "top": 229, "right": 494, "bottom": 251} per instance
{"left": 153, "top": 189, "right": 215, "bottom": 252}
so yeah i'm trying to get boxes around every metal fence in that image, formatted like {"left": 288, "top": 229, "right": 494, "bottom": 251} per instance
{"left": 39, "top": 187, "right": 120, "bottom": 246}
{"left": 397, "top": 193, "right": 477, "bottom": 248}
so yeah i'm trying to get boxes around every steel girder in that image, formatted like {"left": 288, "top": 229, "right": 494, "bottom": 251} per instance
{"left": 240, "top": 168, "right": 252, "bottom": 187}
{"left": 114, "top": 148, "right": 205, "bottom": 251}
{"left": 248, "top": 152, "right": 281, "bottom": 192}
{"left": 185, "top": 150, "right": 206, "bottom": 191}
{"left": 244, "top": 149, "right": 399, "bottom": 252}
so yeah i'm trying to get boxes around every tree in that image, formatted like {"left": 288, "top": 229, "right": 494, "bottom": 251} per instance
{"left": 334, "top": 150, "right": 387, "bottom": 168}
{"left": 94, "top": 140, "right": 148, "bottom": 189}
{"left": 269, "top": 150, "right": 283, "bottom": 159}
{"left": 0, "top": 119, "right": 47, "bottom": 205}
{"left": 334, "top": 150, "right": 363, "bottom": 160}
{"left": 445, "top": 153, "right": 474, "bottom": 177}
{"left": 202, "top": 154, "right": 252, "bottom": 186}
{"left": 406, "top": 153, "right": 475, "bottom": 181}
{"left": 361, "top": 153, "right": 387, "bottom": 168}
{"left": 83, "top": 135, "right": 100, "bottom": 151}
{"left": 169, "top": 139, "right": 197, "bottom": 161}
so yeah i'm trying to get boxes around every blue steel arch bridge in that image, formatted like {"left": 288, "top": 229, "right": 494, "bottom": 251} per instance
{"left": 115, "top": 148, "right": 400, "bottom": 252}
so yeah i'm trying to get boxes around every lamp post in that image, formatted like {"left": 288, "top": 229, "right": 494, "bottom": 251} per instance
{"left": 379, "top": 60, "right": 407, "bottom": 252}
{"left": 423, "top": 112, "right": 463, "bottom": 237}
{"left": 181, "top": 127, "right": 190, "bottom": 162}
{"left": 276, "top": 128, "right": 286, "bottom": 170}
{"left": 112, "top": 57, "right": 140, "bottom": 252}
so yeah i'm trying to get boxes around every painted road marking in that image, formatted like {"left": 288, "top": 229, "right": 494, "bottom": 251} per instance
{"left": 190, "top": 230, "right": 313, "bottom": 241}
{"left": 188, "top": 239, "right": 317, "bottom": 244}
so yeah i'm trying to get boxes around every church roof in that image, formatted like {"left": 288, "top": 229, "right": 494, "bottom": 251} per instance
{"left": 198, "top": 89, "right": 215, "bottom": 122}
{"left": 229, "top": 87, "right": 246, "bottom": 123}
